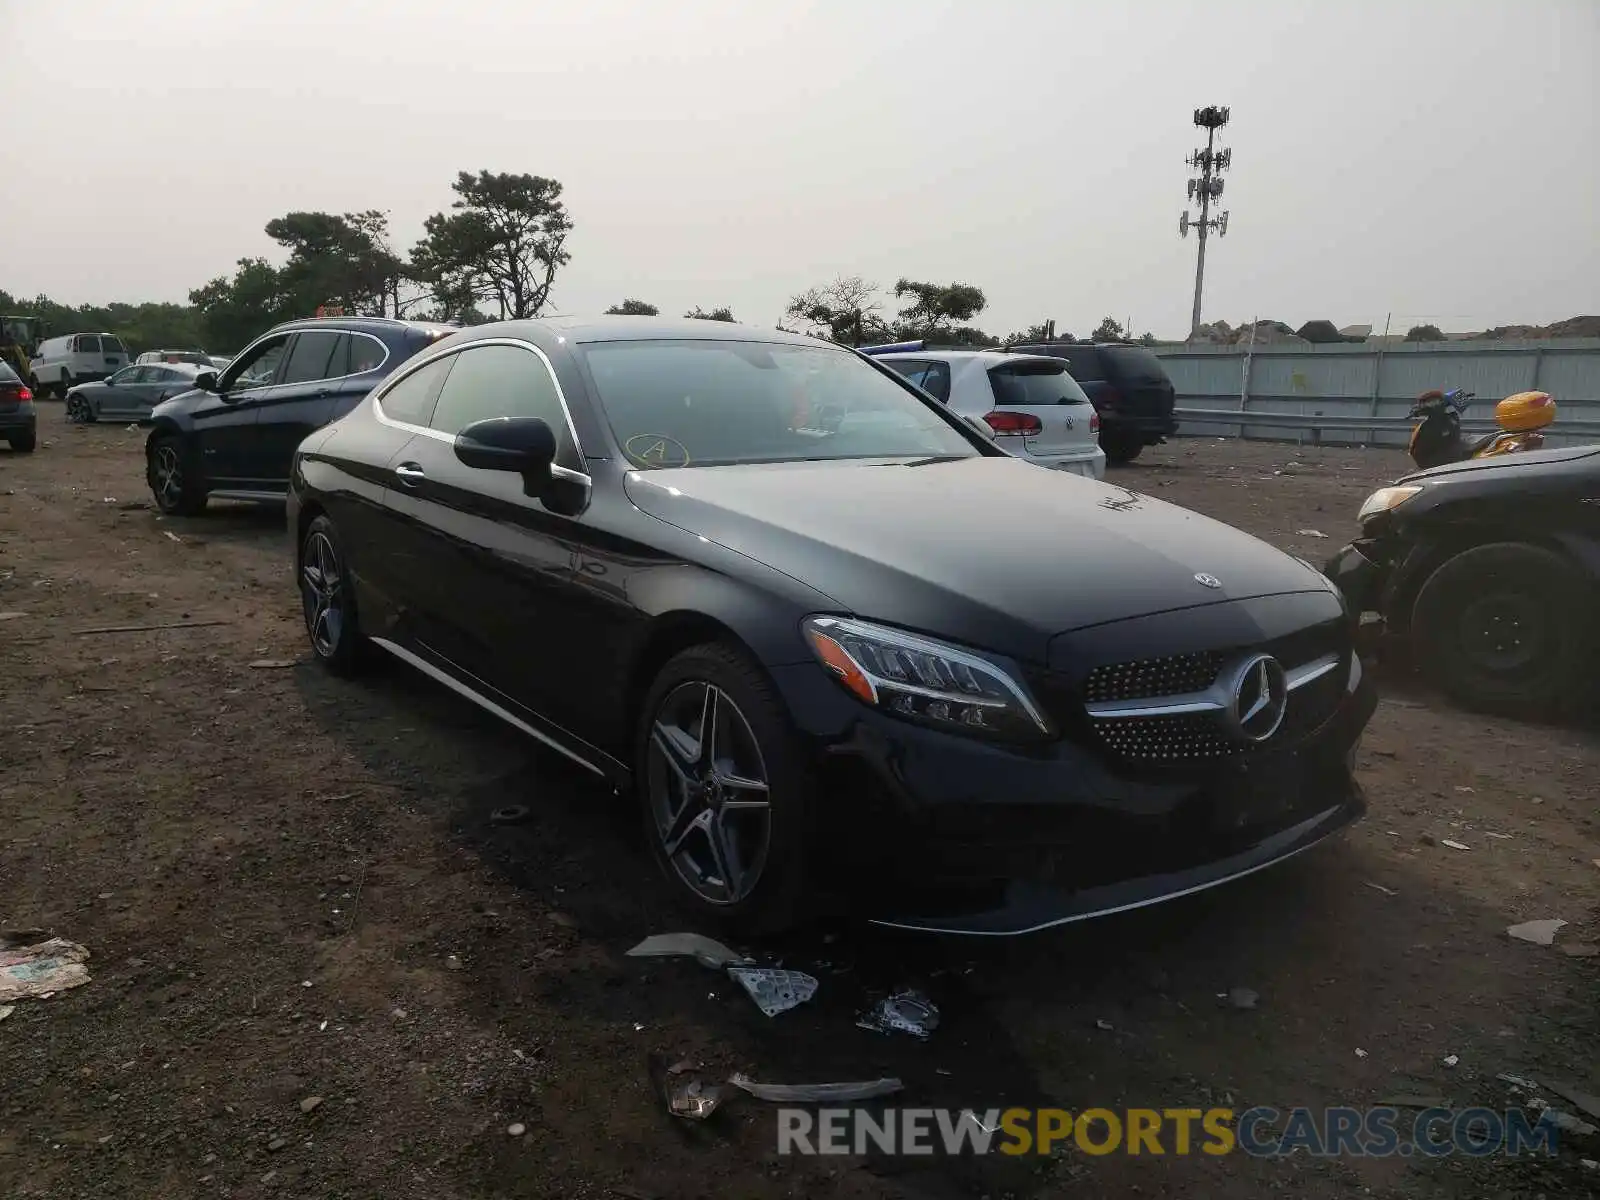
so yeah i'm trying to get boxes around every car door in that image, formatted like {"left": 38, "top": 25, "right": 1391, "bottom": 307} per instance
{"left": 193, "top": 333, "right": 291, "bottom": 484}
{"left": 94, "top": 365, "right": 144, "bottom": 419}
{"left": 254, "top": 330, "right": 347, "bottom": 488}
{"left": 378, "top": 340, "right": 588, "bottom": 723}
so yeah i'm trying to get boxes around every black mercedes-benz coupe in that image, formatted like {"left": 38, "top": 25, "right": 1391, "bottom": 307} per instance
{"left": 288, "top": 317, "right": 1376, "bottom": 936}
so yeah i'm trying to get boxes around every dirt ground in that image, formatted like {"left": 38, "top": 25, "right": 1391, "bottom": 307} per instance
{"left": 1, "top": 413, "right": 1597, "bottom": 1200}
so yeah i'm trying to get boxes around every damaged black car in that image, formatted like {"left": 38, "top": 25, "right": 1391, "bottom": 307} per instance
{"left": 288, "top": 318, "right": 1376, "bottom": 935}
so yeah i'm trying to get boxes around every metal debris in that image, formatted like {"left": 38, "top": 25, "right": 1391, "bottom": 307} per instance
{"left": 1440, "top": 839, "right": 1470, "bottom": 851}
{"left": 1363, "top": 881, "right": 1398, "bottom": 896}
{"left": 857, "top": 989, "right": 940, "bottom": 1039}
{"left": 625, "top": 933, "right": 750, "bottom": 969}
{"left": 728, "top": 1074, "right": 904, "bottom": 1103}
{"left": 1498, "top": 1073, "right": 1540, "bottom": 1091}
{"left": 1506, "top": 919, "right": 1567, "bottom": 946}
{"left": 726, "top": 967, "right": 818, "bottom": 1017}
{"left": 0, "top": 934, "right": 92, "bottom": 1003}
{"left": 1296, "top": 529, "right": 1328, "bottom": 538}
{"left": 1443, "top": 1054, "right": 1460, "bottom": 1069}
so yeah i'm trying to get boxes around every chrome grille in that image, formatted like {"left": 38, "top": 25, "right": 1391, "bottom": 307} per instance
{"left": 1082, "top": 651, "right": 1224, "bottom": 704}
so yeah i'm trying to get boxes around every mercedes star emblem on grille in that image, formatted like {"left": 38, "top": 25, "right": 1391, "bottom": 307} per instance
{"left": 1224, "top": 654, "right": 1289, "bottom": 742}
{"left": 1194, "top": 573, "right": 1222, "bottom": 589}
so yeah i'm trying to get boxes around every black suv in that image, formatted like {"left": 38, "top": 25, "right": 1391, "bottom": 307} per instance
{"left": 1008, "top": 341, "right": 1177, "bottom": 464}
{"left": 145, "top": 316, "right": 455, "bottom": 514}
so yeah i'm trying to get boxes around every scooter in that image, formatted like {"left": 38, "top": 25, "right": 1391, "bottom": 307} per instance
{"left": 1407, "top": 388, "right": 1556, "bottom": 471}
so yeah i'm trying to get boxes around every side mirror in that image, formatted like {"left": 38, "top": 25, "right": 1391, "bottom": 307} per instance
{"left": 194, "top": 370, "right": 218, "bottom": 393}
{"left": 454, "top": 415, "right": 557, "bottom": 495}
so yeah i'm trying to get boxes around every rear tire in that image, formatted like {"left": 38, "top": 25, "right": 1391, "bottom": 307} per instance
{"left": 8, "top": 431, "right": 36, "bottom": 453}
{"left": 635, "top": 641, "right": 813, "bottom": 937}
{"left": 1411, "top": 542, "right": 1591, "bottom": 716}
{"left": 147, "top": 433, "right": 208, "bottom": 515}
{"left": 1101, "top": 429, "right": 1144, "bottom": 465}
{"left": 300, "top": 515, "right": 367, "bottom": 676}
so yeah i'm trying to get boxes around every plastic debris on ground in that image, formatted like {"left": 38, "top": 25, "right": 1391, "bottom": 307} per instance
{"left": 1443, "top": 1054, "right": 1460, "bottom": 1068}
{"left": 1440, "top": 839, "right": 1470, "bottom": 851}
{"left": 726, "top": 967, "right": 818, "bottom": 1017}
{"left": 626, "top": 933, "right": 750, "bottom": 969}
{"left": 0, "top": 932, "right": 92, "bottom": 1003}
{"left": 728, "top": 1074, "right": 904, "bottom": 1103}
{"left": 0, "top": 1005, "right": 13, "bottom": 1022}
{"left": 1296, "top": 529, "right": 1328, "bottom": 538}
{"left": 1506, "top": 918, "right": 1568, "bottom": 946}
{"left": 857, "top": 988, "right": 940, "bottom": 1039}
{"left": 649, "top": 1053, "right": 728, "bottom": 1120}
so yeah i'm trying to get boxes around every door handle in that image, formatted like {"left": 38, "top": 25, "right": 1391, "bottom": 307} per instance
{"left": 394, "top": 462, "right": 425, "bottom": 485}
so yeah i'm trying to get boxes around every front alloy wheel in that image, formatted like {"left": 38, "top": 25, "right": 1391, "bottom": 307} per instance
{"left": 638, "top": 643, "right": 811, "bottom": 933}
{"left": 66, "top": 393, "right": 92, "bottom": 423}
{"left": 649, "top": 681, "right": 772, "bottom": 906}
{"left": 148, "top": 435, "right": 206, "bottom": 515}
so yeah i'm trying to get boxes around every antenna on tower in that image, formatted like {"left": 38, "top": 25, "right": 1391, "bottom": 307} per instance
{"left": 1179, "top": 104, "right": 1234, "bottom": 336}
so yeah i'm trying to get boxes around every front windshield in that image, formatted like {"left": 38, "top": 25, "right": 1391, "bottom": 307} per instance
{"left": 581, "top": 339, "right": 980, "bottom": 468}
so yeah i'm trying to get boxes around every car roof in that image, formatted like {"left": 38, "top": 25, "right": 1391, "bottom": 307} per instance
{"left": 877, "top": 349, "right": 1065, "bottom": 368}
{"left": 449, "top": 315, "right": 830, "bottom": 349}
{"left": 264, "top": 316, "right": 456, "bottom": 339}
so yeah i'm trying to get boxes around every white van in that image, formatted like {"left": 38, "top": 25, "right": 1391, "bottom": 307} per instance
{"left": 32, "top": 332, "right": 131, "bottom": 396}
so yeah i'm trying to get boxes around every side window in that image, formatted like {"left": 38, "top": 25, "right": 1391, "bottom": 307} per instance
{"left": 223, "top": 335, "right": 291, "bottom": 391}
{"left": 375, "top": 355, "right": 454, "bottom": 427}
{"left": 348, "top": 334, "right": 386, "bottom": 375}
{"left": 281, "top": 331, "right": 343, "bottom": 385}
{"left": 886, "top": 359, "right": 931, "bottom": 388}
{"left": 429, "top": 344, "right": 577, "bottom": 468}
{"left": 103, "top": 335, "right": 127, "bottom": 356}
{"left": 1062, "top": 347, "right": 1102, "bottom": 382}
{"left": 920, "top": 361, "right": 951, "bottom": 402}
{"left": 109, "top": 366, "right": 138, "bottom": 385}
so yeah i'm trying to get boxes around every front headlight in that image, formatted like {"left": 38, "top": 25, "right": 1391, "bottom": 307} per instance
{"left": 801, "top": 615, "right": 1054, "bottom": 741}
{"left": 1357, "top": 485, "right": 1422, "bottom": 524}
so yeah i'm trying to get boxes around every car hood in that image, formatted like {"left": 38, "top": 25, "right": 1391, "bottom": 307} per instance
{"left": 623, "top": 456, "right": 1331, "bottom": 665}
{"left": 1400, "top": 444, "right": 1600, "bottom": 482}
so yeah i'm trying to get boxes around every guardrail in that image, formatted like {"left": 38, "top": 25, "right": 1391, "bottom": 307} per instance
{"left": 1174, "top": 407, "right": 1600, "bottom": 443}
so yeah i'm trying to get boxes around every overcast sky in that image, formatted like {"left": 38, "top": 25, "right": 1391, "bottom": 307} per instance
{"left": 2, "top": 0, "right": 1594, "bottom": 337}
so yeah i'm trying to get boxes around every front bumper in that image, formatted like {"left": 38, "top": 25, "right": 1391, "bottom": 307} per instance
{"left": 1323, "top": 539, "right": 1388, "bottom": 617}
{"left": 774, "top": 654, "right": 1377, "bottom": 935}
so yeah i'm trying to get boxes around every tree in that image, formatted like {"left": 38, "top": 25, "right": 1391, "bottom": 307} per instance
{"left": 264, "top": 210, "right": 405, "bottom": 318}
{"left": 605, "top": 299, "right": 659, "bottom": 316}
{"left": 1405, "top": 324, "right": 1446, "bottom": 342}
{"left": 411, "top": 170, "right": 573, "bottom": 321}
{"left": 1003, "top": 322, "right": 1066, "bottom": 346}
{"left": 189, "top": 258, "right": 297, "bottom": 353}
{"left": 892, "top": 279, "right": 987, "bottom": 340}
{"left": 684, "top": 306, "right": 735, "bottom": 322}
{"left": 784, "top": 275, "right": 886, "bottom": 346}
{"left": 1091, "top": 316, "right": 1127, "bottom": 342}
{"left": 1136, "top": 331, "right": 1160, "bottom": 347}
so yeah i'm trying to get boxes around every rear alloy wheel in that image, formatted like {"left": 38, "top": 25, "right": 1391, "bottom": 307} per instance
{"left": 638, "top": 643, "right": 811, "bottom": 935}
{"left": 147, "top": 434, "right": 207, "bottom": 515}
{"left": 1101, "top": 429, "right": 1144, "bottom": 465}
{"left": 1412, "top": 542, "right": 1590, "bottom": 716}
{"left": 300, "top": 516, "right": 365, "bottom": 675}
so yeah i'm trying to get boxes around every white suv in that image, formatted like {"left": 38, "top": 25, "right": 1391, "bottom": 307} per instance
{"left": 874, "top": 348, "right": 1105, "bottom": 479}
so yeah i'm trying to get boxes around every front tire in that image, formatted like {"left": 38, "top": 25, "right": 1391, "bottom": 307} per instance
{"left": 66, "top": 392, "right": 95, "bottom": 424}
{"left": 300, "top": 515, "right": 366, "bottom": 675}
{"left": 147, "top": 434, "right": 208, "bottom": 515}
{"left": 635, "top": 642, "right": 812, "bottom": 936}
{"left": 1411, "top": 542, "right": 1591, "bottom": 716}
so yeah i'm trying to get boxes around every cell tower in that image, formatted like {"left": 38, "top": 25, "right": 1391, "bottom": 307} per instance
{"left": 1179, "top": 105, "right": 1232, "bottom": 336}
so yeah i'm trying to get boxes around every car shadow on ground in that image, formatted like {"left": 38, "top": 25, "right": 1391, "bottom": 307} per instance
{"left": 292, "top": 656, "right": 1600, "bottom": 1197}
{"left": 161, "top": 501, "right": 290, "bottom": 546}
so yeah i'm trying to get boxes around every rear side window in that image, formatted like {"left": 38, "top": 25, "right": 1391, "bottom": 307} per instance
{"left": 281, "top": 331, "right": 343, "bottom": 384}
{"left": 348, "top": 333, "right": 387, "bottom": 374}
{"left": 74, "top": 335, "right": 101, "bottom": 353}
{"left": 1099, "top": 345, "right": 1172, "bottom": 387}
{"left": 884, "top": 359, "right": 951, "bottom": 402}
{"left": 1058, "top": 346, "right": 1103, "bottom": 381}
{"left": 375, "top": 354, "right": 454, "bottom": 427}
{"left": 988, "top": 361, "right": 1092, "bottom": 407}
{"left": 428, "top": 344, "right": 577, "bottom": 468}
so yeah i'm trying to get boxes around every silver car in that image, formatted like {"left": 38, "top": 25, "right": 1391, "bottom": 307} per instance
{"left": 65, "top": 362, "right": 207, "bottom": 424}
{"left": 875, "top": 348, "right": 1106, "bottom": 479}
